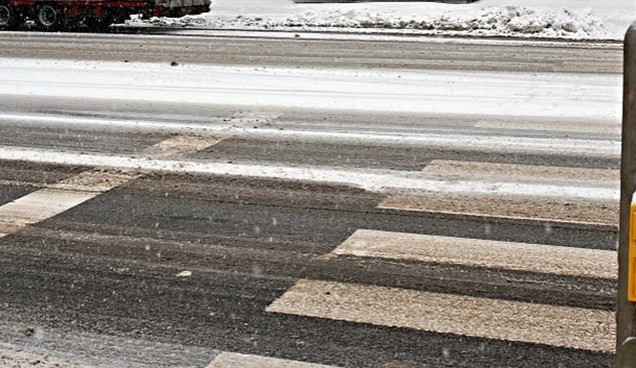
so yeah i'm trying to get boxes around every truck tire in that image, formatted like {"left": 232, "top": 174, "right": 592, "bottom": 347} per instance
{"left": 36, "top": 4, "right": 61, "bottom": 31}
{"left": 0, "top": 4, "right": 19, "bottom": 30}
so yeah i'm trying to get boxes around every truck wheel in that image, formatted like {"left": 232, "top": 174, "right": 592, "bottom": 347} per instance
{"left": 36, "top": 4, "right": 61, "bottom": 31}
{"left": 0, "top": 4, "right": 19, "bottom": 30}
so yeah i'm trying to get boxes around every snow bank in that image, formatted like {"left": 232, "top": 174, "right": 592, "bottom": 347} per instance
{"left": 131, "top": 0, "right": 635, "bottom": 40}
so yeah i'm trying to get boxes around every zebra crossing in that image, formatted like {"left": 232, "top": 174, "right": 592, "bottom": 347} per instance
{"left": 265, "top": 156, "right": 619, "bottom": 357}
{"left": 267, "top": 228, "right": 616, "bottom": 355}
{"left": 0, "top": 125, "right": 620, "bottom": 365}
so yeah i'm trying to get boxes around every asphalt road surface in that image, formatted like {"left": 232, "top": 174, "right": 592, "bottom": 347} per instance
{"left": 0, "top": 30, "right": 622, "bottom": 73}
{"left": 0, "top": 30, "right": 622, "bottom": 367}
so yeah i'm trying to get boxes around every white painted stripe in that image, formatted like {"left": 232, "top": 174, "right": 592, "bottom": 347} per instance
{"left": 0, "top": 169, "right": 140, "bottom": 238}
{"left": 476, "top": 120, "right": 621, "bottom": 135}
{"left": 266, "top": 279, "right": 615, "bottom": 352}
{"left": 142, "top": 135, "right": 224, "bottom": 158}
{"left": 0, "top": 188, "right": 103, "bottom": 226}
{"left": 331, "top": 229, "right": 616, "bottom": 279}
{"left": 0, "top": 135, "right": 223, "bottom": 239}
{"left": 207, "top": 352, "right": 340, "bottom": 368}
{"left": 0, "top": 113, "right": 620, "bottom": 158}
{"left": 0, "top": 146, "right": 619, "bottom": 202}
{"left": 423, "top": 160, "right": 618, "bottom": 183}
{"left": 378, "top": 194, "right": 618, "bottom": 226}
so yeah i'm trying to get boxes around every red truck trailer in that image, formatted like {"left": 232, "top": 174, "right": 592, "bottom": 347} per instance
{"left": 0, "top": 0, "right": 210, "bottom": 31}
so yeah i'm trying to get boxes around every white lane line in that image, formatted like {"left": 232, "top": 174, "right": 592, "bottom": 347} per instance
{"left": 423, "top": 160, "right": 618, "bottom": 183}
{"left": 207, "top": 352, "right": 340, "bottom": 368}
{"left": 266, "top": 279, "right": 615, "bottom": 352}
{"left": 331, "top": 229, "right": 616, "bottom": 279}
{"left": 0, "top": 113, "right": 620, "bottom": 158}
{"left": 0, "top": 135, "right": 222, "bottom": 239}
{"left": 0, "top": 146, "right": 619, "bottom": 202}
{"left": 476, "top": 120, "right": 621, "bottom": 135}
{"left": 378, "top": 194, "right": 618, "bottom": 226}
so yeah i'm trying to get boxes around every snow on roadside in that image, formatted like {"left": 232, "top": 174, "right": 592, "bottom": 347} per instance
{"left": 129, "top": 0, "right": 635, "bottom": 40}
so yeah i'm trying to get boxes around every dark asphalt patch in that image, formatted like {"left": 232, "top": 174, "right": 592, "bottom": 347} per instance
{"left": 0, "top": 160, "right": 89, "bottom": 185}
{"left": 0, "top": 185, "right": 35, "bottom": 207}
{"left": 0, "top": 125, "right": 167, "bottom": 156}
{"left": 4, "top": 225, "right": 616, "bottom": 311}
{"left": 50, "top": 173, "right": 616, "bottom": 250}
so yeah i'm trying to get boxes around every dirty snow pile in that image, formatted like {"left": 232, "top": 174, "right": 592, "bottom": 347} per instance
{"left": 132, "top": 0, "right": 634, "bottom": 40}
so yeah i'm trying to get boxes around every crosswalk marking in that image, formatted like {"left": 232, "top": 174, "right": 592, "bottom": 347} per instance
{"left": 422, "top": 160, "right": 618, "bottom": 183}
{"left": 0, "top": 146, "right": 618, "bottom": 202}
{"left": 207, "top": 352, "right": 340, "bottom": 368}
{"left": 49, "top": 169, "right": 144, "bottom": 192}
{"left": 330, "top": 229, "right": 616, "bottom": 279}
{"left": 378, "top": 193, "right": 618, "bottom": 226}
{"left": 0, "top": 135, "right": 222, "bottom": 240}
{"left": 270, "top": 225, "right": 616, "bottom": 354}
{"left": 266, "top": 279, "right": 615, "bottom": 353}
{"left": 141, "top": 135, "right": 223, "bottom": 158}
{"left": 0, "top": 186, "right": 125, "bottom": 239}
{"left": 475, "top": 119, "right": 622, "bottom": 135}
{"left": 381, "top": 158, "right": 619, "bottom": 225}
{"left": 0, "top": 221, "right": 22, "bottom": 237}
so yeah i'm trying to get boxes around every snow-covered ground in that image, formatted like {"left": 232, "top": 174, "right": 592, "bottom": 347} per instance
{"left": 133, "top": 0, "right": 635, "bottom": 40}
{"left": 0, "top": 58, "right": 619, "bottom": 121}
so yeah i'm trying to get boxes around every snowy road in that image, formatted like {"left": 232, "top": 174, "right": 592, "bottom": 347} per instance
{"left": 0, "top": 31, "right": 622, "bottom": 366}
{"left": 0, "top": 57, "right": 621, "bottom": 120}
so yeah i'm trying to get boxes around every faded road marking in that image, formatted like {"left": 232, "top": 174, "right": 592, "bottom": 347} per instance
{"left": 207, "top": 352, "right": 340, "bottom": 368}
{"left": 422, "top": 160, "right": 618, "bottom": 183}
{"left": 331, "top": 229, "right": 616, "bottom": 279}
{"left": 142, "top": 135, "right": 224, "bottom": 159}
{"left": 267, "top": 279, "right": 615, "bottom": 352}
{"left": 476, "top": 119, "right": 621, "bottom": 136}
{"left": 378, "top": 193, "right": 618, "bottom": 226}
